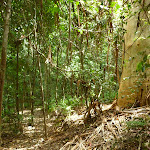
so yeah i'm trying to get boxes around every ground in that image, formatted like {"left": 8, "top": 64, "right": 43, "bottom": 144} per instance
{"left": 1, "top": 106, "right": 150, "bottom": 150}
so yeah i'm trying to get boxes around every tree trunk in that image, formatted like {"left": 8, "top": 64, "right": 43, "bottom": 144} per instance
{"left": 37, "top": 55, "right": 47, "bottom": 138}
{"left": 0, "top": 0, "right": 12, "bottom": 145}
{"left": 15, "top": 41, "right": 20, "bottom": 115}
{"left": 30, "top": 50, "right": 36, "bottom": 125}
{"left": 55, "top": 46, "right": 59, "bottom": 105}
{"left": 70, "top": 71, "right": 73, "bottom": 97}
{"left": 68, "top": 1, "right": 72, "bottom": 62}
{"left": 117, "top": 0, "right": 150, "bottom": 108}
{"left": 34, "top": 5, "right": 47, "bottom": 137}
{"left": 22, "top": 72, "right": 26, "bottom": 115}
{"left": 45, "top": 64, "right": 48, "bottom": 110}
{"left": 114, "top": 40, "right": 120, "bottom": 84}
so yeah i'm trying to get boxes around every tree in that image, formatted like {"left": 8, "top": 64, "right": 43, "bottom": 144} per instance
{"left": 0, "top": 0, "right": 12, "bottom": 144}
{"left": 117, "top": 0, "right": 150, "bottom": 108}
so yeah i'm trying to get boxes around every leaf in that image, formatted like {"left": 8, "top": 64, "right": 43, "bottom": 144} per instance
{"left": 139, "top": 37, "right": 146, "bottom": 40}
{"left": 116, "top": 3, "right": 120, "bottom": 9}
{"left": 76, "top": 1, "right": 79, "bottom": 5}
{"left": 143, "top": 55, "right": 147, "bottom": 62}
{"left": 51, "top": 4, "right": 59, "bottom": 14}
{"left": 136, "top": 61, "right": 143, "bottom": 72}
{"left": 142, "top": 65, "right": 145, "bottom": 72}
{"left": 116, "top": 3, "right": 120, "bottom": 10}
{"left": 109, "top": 9, "right": 112, "bottom": 14}
{"left": 110, "top": 2, "right": 116, "bottom": 7}
{"left": 147, "top": 35, "right": 150, "bottom": 38}
{"left": 78, "top": 29, "right": 83, "bottom": 34}
{"left": 127, "top": 3, "right": 131, "bottom": 9}
{"left": 126, "top": 120, "right": 146, "bottom": 128}
{"left": 145, "top": 64, "right": 150, "bottom": 68}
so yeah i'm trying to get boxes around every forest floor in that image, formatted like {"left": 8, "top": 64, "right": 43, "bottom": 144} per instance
{"left": 1, "top": 105, "right": 150, "bottom": 150}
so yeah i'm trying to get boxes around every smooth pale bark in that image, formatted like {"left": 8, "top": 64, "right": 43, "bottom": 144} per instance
{"left": 0, "top": 0, "right": 12, "bottom": 144}
{"left": 117, "top": 0, "right": 150, "bottom": 108}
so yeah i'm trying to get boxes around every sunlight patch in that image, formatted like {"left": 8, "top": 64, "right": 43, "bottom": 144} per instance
{"left": 65, "top": 112, "right": 84, "bottom": 125}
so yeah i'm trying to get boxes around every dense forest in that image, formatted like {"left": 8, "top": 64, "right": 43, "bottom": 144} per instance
{"left": 0, "top": 0, "right": 150, "bottom": 149}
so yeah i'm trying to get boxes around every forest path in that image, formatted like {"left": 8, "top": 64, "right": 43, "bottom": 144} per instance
{"left": 1, "top": 106, "right": 150, "bottom": 150}
{"left": 2, "top": 107, "right": 87, "bottom": 150}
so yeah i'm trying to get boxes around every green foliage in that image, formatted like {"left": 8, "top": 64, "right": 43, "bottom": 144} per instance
{"left": 1, "top": 0, "right": 128, "bottom": 128}
{"left": 126, "top": 118, "right": 147, "bottom": 129}
{"left": 136, "top": 54, "right": 150, "bottom": 72}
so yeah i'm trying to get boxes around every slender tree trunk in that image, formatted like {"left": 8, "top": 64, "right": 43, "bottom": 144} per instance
{"left": 28, "top": 38, "right": 36, "bottom": 119}
{"left": 47, "top": 65, "right": 51, "bottom": 108}
{"left": 62, "top": 76, "right": 66, "bottom": 100}
{"left": 55, "top": 2, "right": 60, "bottom": 105}
{"left": 45, "top": 65, "right": 48, "bottom": 110}
{"left": 30, "top": 50, "right": 36, "bottom": 124}
{"left": 34, "top": 3, "right": 47, "bottom": 137}
{"left": 103, "top": 67, "right": 106, "bottom": 99}
{"left": 106, "top": 35, "right": 110, "bottom": 71}
{"left": 15, "top": 41, "right": 22, "bottom": 132}
{"left": 22, "top": 72, "right": 26, "bottom": 115}
{"left": 55, "top": 46, "right": 59, "bottom": 105}
{"left": 29, "top": 78, "right": 34, "bottom": 124}
{"left": 30, "top": 75, "right": 35, "bottom": 120}
{"left": 114, "top": 40, "right": 120, "bottom": 84}
{"left": 70, "top": 71, "right": 73, "bottom": 97}
{"left": 79, "top": 34, "right": 84, "bottom": 102}
{"left": 15, "top": 42, "right": 20, "bottom": 115}
{"left": 0, "top": 0, "right": 12, "bottom": 145}
{"left": 68, "top": 1, "right": 72, "bottom": 62}
{"left": 37, "top": 55, "right": 47, "bottom": 138}
{"left": 77, "top": 4, "right": 80, "bottom": 27}
{"left": 80, "top": 36, "right": 84, "bottom": 71}
{"left": 5, "top": 73, "right": 10, "bottom": 114}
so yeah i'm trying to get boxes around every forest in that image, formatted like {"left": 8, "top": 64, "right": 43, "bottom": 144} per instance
{"left": 0, "top": 0, "right": 150, "bottom": 149}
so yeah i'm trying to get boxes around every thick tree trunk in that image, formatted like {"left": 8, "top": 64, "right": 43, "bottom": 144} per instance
{"left": 117, "top": 0, "right": 150, "bottom": 108}
{"left": 0, "top": 0, "right": 12, "bottom": 144}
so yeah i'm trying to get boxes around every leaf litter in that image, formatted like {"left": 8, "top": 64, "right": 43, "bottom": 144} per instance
{"left": 1, "top": 106, "right": 150, "bottom": 150}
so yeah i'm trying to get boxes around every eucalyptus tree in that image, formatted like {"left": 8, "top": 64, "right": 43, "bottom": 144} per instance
{"left": 118, "top": 0, "right": 150, "bottom": 108}
{"left": 0, "top": 0, "right": 12, "bottom": 145}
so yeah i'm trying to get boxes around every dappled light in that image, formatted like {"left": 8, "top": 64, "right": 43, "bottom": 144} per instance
{"left": 0, "top": 0, "right": 149, "bottom": 149}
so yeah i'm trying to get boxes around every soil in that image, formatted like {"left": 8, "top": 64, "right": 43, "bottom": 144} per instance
{"left": 1, "top": 106, "right": 150, "bottom": 150}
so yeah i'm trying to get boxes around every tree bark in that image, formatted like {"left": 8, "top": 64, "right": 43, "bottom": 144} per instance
{"left": 37, "top": 55, "right": 47, "bottom": 138}
{"left": 15, "top": 41, "right": 20, "bottom": 115}
{"left": 55, "top": 46, "right": 59, "bottom": 105}
{"left": 118, "top": 0, "right": 150, "bottom": 108}
{"left": 0, "top": 0, "right": 12, "bottom": 144}
{"left": 0, "top": 0, "right": 12, "bottom": 145}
